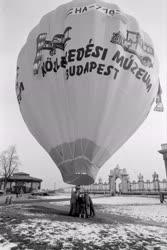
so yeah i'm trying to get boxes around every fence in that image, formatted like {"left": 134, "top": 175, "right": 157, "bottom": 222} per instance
{"left": 82, "top": 172, "right": 167, "bottom": 194}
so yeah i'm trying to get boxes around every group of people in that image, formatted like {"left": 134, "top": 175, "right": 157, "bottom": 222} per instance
{"left": 69, "top": 186, "right": 95, "bottom": 218}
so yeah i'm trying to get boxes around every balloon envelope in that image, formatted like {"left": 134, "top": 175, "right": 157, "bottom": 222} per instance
{"left": 16, "top": 0, "right": 159, "bottom": 185}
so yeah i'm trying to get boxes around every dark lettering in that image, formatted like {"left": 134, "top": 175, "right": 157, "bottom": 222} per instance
{"left": 69, "top": 66, "right": 75, "bottom": 76}
{"left": 113, "top": 68, "right": 119, "bottom": 79}
{"left": 84, "top": 62, "right": 89, "bottom": 73}
{"left": 112, "top": 50, "right": 124, "bottom": 67}
{"left": 68, "top": 49, "right": 76, "bottom": 62}
{"left": 42, "top": 63, "right": 46, "bottom": 77}
{"left": 97, "top": 64, "right": 105, "bottom": 74}
{"left": 92, "top": 46, "right": 103, "bottom": 58}
{"left": 123, "top": 56, "right": 133, "bottom": 70}
{"left": 136, "top": 68, "right": 145, "bottom": 79}
{"left": 61, "top": 56, "right": 67, "bottom": 68}
{"left": 104, "top": 65, "right": 114, "bottom": 76}
{"left": 76, "top": 65, "right": 83, "bottom": 75}
{"left": 76, "top": 48, "right": 84, "bottom": 61}
{"left": 82, "top": 6, "right": 88, "bottom": 13}
{"left": 75, "top": 7, "right": 82, "bottom": 14}
{"left": 131, "top": 62, "right": 138, "bottom": 74}
{"left": 85, "top": 40, "right": 94, "bottom": 58}
{"left": 101, "top": 48, "right": 108, "bottom": 60}
{"left": 66, "top": 69, "right": 69, "bottom": 79}
{"left": 45, "top": 58, "right": 53, "bottom": 72}
{"left": 89, "top": 61, "right": 97, "bottom": 72}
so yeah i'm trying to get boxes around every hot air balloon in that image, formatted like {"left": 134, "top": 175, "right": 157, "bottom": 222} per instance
{"left": 16, "top": 0, "right": 162, "bottom": 185}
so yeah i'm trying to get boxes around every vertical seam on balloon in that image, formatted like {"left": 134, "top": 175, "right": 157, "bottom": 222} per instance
{"left": 62, "top": 14, "right": 76, "bottom": 162}
{"left": 81, "top": 14, "right": 97, "bottom": 158}
{"left": 89, "top": 14, "right": 113, "bottom": 164}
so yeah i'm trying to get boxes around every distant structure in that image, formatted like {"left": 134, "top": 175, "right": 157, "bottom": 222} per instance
{"left": 0, "top": 172, "right": 42, "bottom": 194}
{"left": 109, "top": 165, "right": 129, "bottom": 194}
{"left": 158, "top": 143, "right": 167, "bottom": 178}
{"left": 83, "top": 165, "right": 167, "bottom": 195}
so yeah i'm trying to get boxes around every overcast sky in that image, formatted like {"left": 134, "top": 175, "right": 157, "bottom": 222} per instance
{"left": 0, "top": 0, "right": 167, "bottom": 189}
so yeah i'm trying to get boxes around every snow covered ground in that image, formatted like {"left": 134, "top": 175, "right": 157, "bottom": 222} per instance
{"left": 10, "top": 218, "right": 167, "bottom": 249}
{"left": 92, "top": 196, "right": 160, "bottom": 205}
{"left": 0, "top": 236, "right": 17, "bottom": 250}
{"left": 0, "top": 195, "right": 167, "bottom": 249}
{"left": 52, "top": 195, "right": 167, "bottom": 223}
{"left": 39, "top": 193, "right": 71, "bottom": 200}
{"left": 93, "top": 196, "right": 167, "bottom": 224}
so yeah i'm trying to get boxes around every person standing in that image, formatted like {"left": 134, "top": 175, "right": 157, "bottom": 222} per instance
{"left": 69, "top": 188, "right": 77, "bottom": 216}
{"left": 75, "top": 185, "right": 81, "bottom": 217}
{"left": 89, "top": 194, "right": 95, "bottom": 217}
{"left": 84, "top": 192, "right": 90, "bottom": 217}
{"left": 84, "top": 192, "right": 95, "bottom": 217}
{"left": 160, "top": 192, "right": 165, "bottom": 204}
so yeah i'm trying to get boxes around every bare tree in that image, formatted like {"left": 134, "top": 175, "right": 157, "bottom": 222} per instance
{"left": 0, "top": 145, "right": 20, "bottom": 190}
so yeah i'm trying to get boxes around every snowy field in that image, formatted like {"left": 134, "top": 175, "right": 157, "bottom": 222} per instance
{"left": 0, "top": 195, "right": 167, "bottom": 249}
{"left": 39, "top": 193, "right": 71, "bottom": 200}
{"left": 93, "top": 196, "right": 167, "bottom": 224}
{"left": 52, "top": 196, "right": 167, "bottom": 224}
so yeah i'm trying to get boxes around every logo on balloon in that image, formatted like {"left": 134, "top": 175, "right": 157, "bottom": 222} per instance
{"left": 111, "top": 30, "right": 154, "bottom": 68}
{"left": 33, "top": 27, "right": 72, "bottom": 75}
{"left": 67, "top": 4, "right": 121, "bottom": 17}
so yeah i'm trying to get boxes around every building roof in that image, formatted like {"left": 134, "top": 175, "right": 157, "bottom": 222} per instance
{"left": 13, "top": 172, "right": 29, "bottom": 176}
{"left": 0, "top": 172, "right": 42, "bottom": 182}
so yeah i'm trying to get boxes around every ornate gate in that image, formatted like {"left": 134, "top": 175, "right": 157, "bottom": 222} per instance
{"left": 109, "top": 165, "right": 129, "bottom": 195}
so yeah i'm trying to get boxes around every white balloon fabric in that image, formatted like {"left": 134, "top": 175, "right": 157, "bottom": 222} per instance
{"left": 16, "top": 0, "right": 159, "bottom": 185}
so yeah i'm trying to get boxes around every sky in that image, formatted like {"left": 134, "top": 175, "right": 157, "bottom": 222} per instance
{"left": 0, "top": 0, "right": 167, "bottom": 189}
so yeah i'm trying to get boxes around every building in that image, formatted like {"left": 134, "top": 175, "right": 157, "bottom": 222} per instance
{"left": 83, "top": 165, "right": 167, "bottom": 195}
{"left": 0, "top": 172, "right": 42, "bottom": 194}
